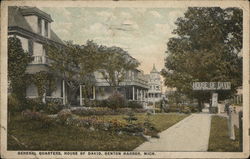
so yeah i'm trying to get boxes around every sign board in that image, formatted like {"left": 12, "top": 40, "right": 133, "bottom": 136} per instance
{"left": 192, "top": 82, "right": 231, "bottom": 90}
{"left": 212, "top": 93, "right": 218, "bottom": 107}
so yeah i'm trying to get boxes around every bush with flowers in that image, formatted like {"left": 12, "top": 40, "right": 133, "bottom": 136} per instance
{"left": 71, "top": 107, "right": 147, "bottom": 116}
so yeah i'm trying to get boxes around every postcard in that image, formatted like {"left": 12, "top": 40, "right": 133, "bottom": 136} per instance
{"left": 1, "top": 0, "right": 249, "bottom": 158}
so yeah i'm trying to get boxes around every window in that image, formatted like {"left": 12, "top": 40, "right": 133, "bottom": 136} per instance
{"left": 28, "top": 39, "right": 33, "bottom": 55}
{"left": 38, "top": 17, "right": 42, "bottom": 34}
{"left": 45, "top": 21, "right": 48, "bottom": 37}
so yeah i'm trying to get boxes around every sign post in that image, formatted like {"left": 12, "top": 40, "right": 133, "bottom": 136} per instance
{"left": 192, "top": 82, "right": 231, "bottom": 114}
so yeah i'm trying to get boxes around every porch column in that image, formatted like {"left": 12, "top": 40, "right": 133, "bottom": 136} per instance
{"left": 93, "top": 86, "right": 96, "bottom": 100}
{"left": 137, "top": 89, "right": 139, "bottom": 101}
{"left": 80, "top": 85, "right": 82, "bottom": 106}
{"left": 140, "top": 90, "right": 143, "bottom": 101}
{"left": 132, "top": 86, "right": 135, "bottom": 100}
{"left": 42, "top": 92, "right": 46, "bottom": 104}
{"left": 143, "top": 90, "right": 146, "bottom": 101}
{"left": 62, "top": 80, "right": 66, "bottom": 105}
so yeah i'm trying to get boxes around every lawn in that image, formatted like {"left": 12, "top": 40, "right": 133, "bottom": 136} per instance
{"left": 208, "top": 115, "right": 241, "bottom": 152}
{"left": 8, "top": 112, "right": 188, "bottom": 151}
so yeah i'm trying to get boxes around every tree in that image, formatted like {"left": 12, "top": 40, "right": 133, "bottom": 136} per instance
{"left": 46, "top": 41, "right": 82, "bottom": 105}
{"left": 8, "top": 37, "right": 32, "bottom": 100}
{"left": 161, "top": 7, "right": 243, "bottom": 110}
{"left": 99, "top": 46, "right": 140, "bottom": 91}
{"left": 46, "top": 40, "right": 103, "bottom": 105}
{"left": 31, "top": 71, "right": 56, "bottom": 103}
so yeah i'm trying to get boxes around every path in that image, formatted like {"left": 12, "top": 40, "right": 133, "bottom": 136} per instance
{"left": 134, "top": 114, "right": 211, "bottom": 151}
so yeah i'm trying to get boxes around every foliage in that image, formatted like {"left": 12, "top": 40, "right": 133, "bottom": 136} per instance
{"left": 124, "top": 112, "right": 138, "bottom": 124}
{"left": 71, "top": 107, "right": 147, "bottom": 116}
{"left": 71, "top": 107, "right": 114, "bottom": 116}
{"left": 46, "top": 41, "right": 82, "bottom": 105}
{"left": 107, "top": 92, "right": 127, "bottom": 109}
{"left": 8, "top": 37, "right": 32, "bottom": 100}
{"left": 8, "top": 113, "right": 188, "bottom": 151}
{"left": 22, "top": 109, "right": 43, "bottom": 120}
{"left": 25, "top": 98, "right": 46, "bottom": 112}
{"left": 57, "top": 109, "right": 73, "bottom": 124}
{"left": 24, "top": 98, "right": 64, "bottom": 114}
{"left": 99, "top": 46, "right": 140, "bottom": 89}
{"left": 162, "top": 7, "right": 243, "bottom": 108}
{"left": 166, "top": 105, "right": 197, "bottom": 114}
{"left": 126, "top": 101, "right": 143, "bottom": 109}
{"left": 30, "top": 71, "right": 56, "bottom": 101}
{"left": 143, "top": 112, "right": 159, "bottom": 137}
{"left": 8, "top": 95, "right": 21, "bottom": 113}
{"left": 44, "top": 100, "right": 64, "bottom": 114}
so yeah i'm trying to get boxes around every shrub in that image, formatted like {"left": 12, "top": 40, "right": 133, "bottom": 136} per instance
{"left": 44, "top": 101, "right": 64, "bottom": 114}
{"left": 97, "top": 100, "right": 109, "bottom": 107}
{"left": 71, "top": 107, "right": 114, "bottom": 116}
{"left": 8, "top": 95, "right": 21, "bottom": 113}
{"left": 180, "top": 106, "right": 191, "bottom": 114}
{"left": 40, "top": 115, "right": 56, "bottom": 128}
{"left": 57, "top": 109, "right": 73, "bottom": 124}
{"left": 166, "top": 106, "right": 180, "bottom": 113}
{"left": 25, "top": 98, "right": 46, "bottom": 112}
{"left": 126, "top": 101, "right": 143, "bottom": 109}
{"left": 22, "top": 109, "right": 42, "bottom": 120}
{"left": 71, "top": 107, "right": 147, "bottom": 116}
{"left": 107, "top": 92, "right": 126, "bottom": 109}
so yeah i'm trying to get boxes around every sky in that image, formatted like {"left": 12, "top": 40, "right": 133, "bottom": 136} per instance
{"left": 40, "top": 7, "right": 187, "bottom": 75}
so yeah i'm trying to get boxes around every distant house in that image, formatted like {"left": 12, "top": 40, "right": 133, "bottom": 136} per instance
{"left": 146, "top": 64, "right": 163, "bottom": 103}
{"left": 8, "top": 6, "right": 66, "bottom": 104}
{"left": 94, "top": 68, "right": 149, "bottom": 102}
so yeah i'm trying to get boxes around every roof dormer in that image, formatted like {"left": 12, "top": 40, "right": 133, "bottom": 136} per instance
{"left": 19, "top": 7, "right": 53, "bottom": 38}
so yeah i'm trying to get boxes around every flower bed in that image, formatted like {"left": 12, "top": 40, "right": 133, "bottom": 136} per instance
{"left": 71, "top": 107, "right": 147, "bottom": 116}
{"left": 55, "top": 110, "right": 146, "bottom": 136}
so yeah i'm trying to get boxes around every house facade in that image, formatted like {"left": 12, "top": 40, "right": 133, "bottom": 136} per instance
{"left": 8, "top": 6, "right": 149, "bottom": 106}
{"left": 146, "top": 64, "right": 163, "bottom": 104}
{"left": 8, "top": 6, "right": 67, "bottom": 104}
{"left": 94, "top": 69, "right": 149, "bottom": 101}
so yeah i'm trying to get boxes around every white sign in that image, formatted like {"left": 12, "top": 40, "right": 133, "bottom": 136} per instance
{"left": 192, "top": 82, "right": 231, "bottom": 90}
{"left": 212, "top": 93, "right": 218, "bottom": 107}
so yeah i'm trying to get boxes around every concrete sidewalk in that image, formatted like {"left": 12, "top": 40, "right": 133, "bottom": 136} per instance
{"left": 134, "top": 114, "right": 211, "bottom": 151}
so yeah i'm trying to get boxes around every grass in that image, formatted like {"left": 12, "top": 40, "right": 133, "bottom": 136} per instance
{"left": 8, "top": 112, "right": 188, "bottom": 151}
{"left": 208, "top": 115, "right": 241, "bottom": 152}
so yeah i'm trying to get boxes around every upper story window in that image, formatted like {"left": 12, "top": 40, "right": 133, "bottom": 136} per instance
{"left": 45, "top": 21, "right": 48, "bottom": 37}
{"left": 28, "top": 39, "right": 33, "bottom": 55}
{"left": 38, "top": 17, "right": 42, "bottom": 34}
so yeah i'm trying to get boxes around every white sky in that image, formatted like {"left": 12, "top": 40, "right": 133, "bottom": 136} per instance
{"left": 41, "top": 7, "right": 187, "bottom": 74}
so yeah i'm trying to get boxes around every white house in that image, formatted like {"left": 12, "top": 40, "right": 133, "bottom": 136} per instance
{"left": 8, "top": 6, "right": 66, "bottom": 104}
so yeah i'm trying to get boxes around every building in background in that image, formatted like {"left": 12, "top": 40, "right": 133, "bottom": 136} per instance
{"left": 94, "top": 68, "right": 149, "bottom": 103}
{"left": 146, "top": 64, "right": 163, "bottom": 104}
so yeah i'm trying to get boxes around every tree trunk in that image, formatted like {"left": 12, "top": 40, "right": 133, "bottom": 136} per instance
{"left": 198, "top": 99, "right": 202, "bottom": 112}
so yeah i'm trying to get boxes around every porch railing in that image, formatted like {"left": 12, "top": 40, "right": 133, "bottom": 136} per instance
{"left": 31, "top": 56, "right": 48, "bottom": 64}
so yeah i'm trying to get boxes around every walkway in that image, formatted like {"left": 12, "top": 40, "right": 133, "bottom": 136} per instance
{"left": 134, "top": 114, "right": 211, "bottom": 151}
